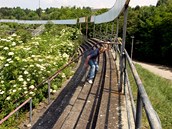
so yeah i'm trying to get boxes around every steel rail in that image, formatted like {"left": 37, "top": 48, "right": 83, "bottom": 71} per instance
{"left": 124, "top": 49, "right": 162, "bottom": 129}
{"left": 111, "top": 40, "right": 162, "bottom": 129}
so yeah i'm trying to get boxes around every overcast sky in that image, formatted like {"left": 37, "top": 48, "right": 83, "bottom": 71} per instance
{"left": 0, "top": 0, "right": 158, "bottom": 10}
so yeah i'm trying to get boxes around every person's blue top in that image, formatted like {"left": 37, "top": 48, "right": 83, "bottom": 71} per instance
{"left": 88, "top": 48, "right": 99, "bottom": 61}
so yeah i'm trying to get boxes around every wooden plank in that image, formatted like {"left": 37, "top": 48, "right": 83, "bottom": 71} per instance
{"left": 60, "top": 82, "right": 92, "bottom": 129}
{"left": 52, "top": 86, "right": 82, "bottom": 129}
{"left": 75, "top": 54, "right": 104, "bottom": 129}
{"left": 95, "top": 51, "right": 111, "bottom": 129}
{"left": 107, "top": 51, "right": 120, "bottom": 129}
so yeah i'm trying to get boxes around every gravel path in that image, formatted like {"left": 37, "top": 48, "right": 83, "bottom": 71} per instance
{"left": 134, "top": 61, "right": 172, "bottom": 80}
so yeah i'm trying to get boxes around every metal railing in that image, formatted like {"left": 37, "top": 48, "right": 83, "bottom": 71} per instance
{"left": 0, "top": 98, "right": 32, "bottom": 125}
{"left": 114, "top": 42, "right": 162, "bottom": 129}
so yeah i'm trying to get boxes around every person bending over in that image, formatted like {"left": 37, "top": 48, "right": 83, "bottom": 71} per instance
{"left": 84, "top": 46, "right": 107, "bottom": 84}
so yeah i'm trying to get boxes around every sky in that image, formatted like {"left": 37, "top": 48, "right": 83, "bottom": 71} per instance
{"left": 0, "top": 0, "right": 158, "bottom": 10}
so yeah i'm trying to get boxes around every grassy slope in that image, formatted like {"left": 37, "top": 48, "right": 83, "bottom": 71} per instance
{"left": 128, "top": 64, "right": 172, "bottom": 129}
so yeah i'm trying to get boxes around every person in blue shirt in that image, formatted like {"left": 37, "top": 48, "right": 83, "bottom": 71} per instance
{"left": 84, "top": 46, "right": 107, "bottom": 84}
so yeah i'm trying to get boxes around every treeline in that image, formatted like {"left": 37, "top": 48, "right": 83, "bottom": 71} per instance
{"left": 0, "top": 6, "right": 95, "bottom": 20}
{"left": 0, "top": 6, "right": 99, "bottom": 42}
{"left": 0, "top": 0, "right": 172, "bottom": 66}
{"left": 126, "top": 0, "right": 172, "bottom": 66}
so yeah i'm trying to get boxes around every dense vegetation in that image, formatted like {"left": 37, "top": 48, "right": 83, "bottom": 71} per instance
{"left": 0, "top": 6, "right": 93, "bottom": 20}
{"left": 0, "top": 22, "right": 82, "bottom": 127}
{"left": 126, "top": 0, "right": 172, "bottom": 66}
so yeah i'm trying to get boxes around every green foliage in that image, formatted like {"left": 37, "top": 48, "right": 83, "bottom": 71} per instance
{"left": 0, "top": 6, "right": 93, "bottom": 20}
{"left": 0, "top": 24, "right": 82, "bottom": 127}
{"left": 126, "top": 2, "right": 172, "bottom": 66}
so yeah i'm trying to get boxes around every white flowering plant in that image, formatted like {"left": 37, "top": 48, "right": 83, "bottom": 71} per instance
{"left": 0, "top": 25, "right": 82, "bottom": 120}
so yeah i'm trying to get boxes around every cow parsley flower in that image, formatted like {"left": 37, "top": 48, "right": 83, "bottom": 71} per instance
{"left": 0, "top": 91, "right": 5, "bottom": 95}
{"left": 61, "top": 73, "right": 66, "bottom": 78}
{"left": 22, "top": 59, "right": 27, "bottom": 62}
{"left": 24, "top": 70, "right": 29, "bottom": 75}
{"left": 29, "top": 91, "right": 35, "bottom": 96}
{"left": 18, "top": 77, "right": 24, "bottom": 82}
{"left": 9, "top": 60, "right": 14, "bottom": 63}
{"left": 52, "top": 90, "right": 56, "bottom": 93}
{"left": 0, "top": 56, "right": 5, "bottom": 60}
{"left": 8, "top": 52, "right": 14, "bottom": 56}
{"left": 29, "top": 85, "right": 35, "bottom": 89}
{"left": 13, "top": 89, "right": 17, "bottom": 93}
{"left": 19, "top": 75, "right": 23, "bottom": 78}
{"left": 12, "top": 42, "right": 16, "bottom": 46}
{"left": 3, "top": 47, "right": 9, "bottom": 50}
{"left": 29, "top": 64, "right": 34, "bottom": 67}
{"left": 11, "top": 33, "right": 17, "bottom": 37}
{"left": 23, "top": 87, "right": 27, "bottom": 90}
{"left": 13, "top": 84, "right": 17, "bottom": 87}
{"left": 38, "top": 59, "right": 43, "bottom": 62}
{"left": 24, "top": 91, "right": 28, "bottom": 94}
{"left": 31, "top": 55, "right": 36, "bottom": 58}
{"left": 6, "top": 96, "right": 11, "bottom": 100}
{"left": 4, "top": 63, "right": 9, "bottom": 67}
{"left": 7, "top": 58, "right": 12, "bottom": 62}
{"left": 23, "top": 81, "right": 27, "bottom": 86}
{"left": 62, "top": 53, "right": 69, "bottom": 60}
{"left": 0, "top": 38, "right": 6, "bottom": 41}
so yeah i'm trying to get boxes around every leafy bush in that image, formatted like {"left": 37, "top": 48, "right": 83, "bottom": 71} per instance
{"left": 0, "top": 25, "right": 82, "bottom": 123}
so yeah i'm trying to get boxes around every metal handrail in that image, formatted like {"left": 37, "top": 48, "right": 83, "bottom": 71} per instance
{"left": 0, "top": 98, "right": 32, "bottom": 125}
{"left": 112, "top": 41, "right": 162, "bottom": 129}
{"left": 124, "top": 50, "right": 162, "bottom": 129}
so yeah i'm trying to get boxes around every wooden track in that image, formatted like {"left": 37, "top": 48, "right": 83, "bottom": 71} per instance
{"left": 30, "top": 39, "right": 125, "bottom": 129}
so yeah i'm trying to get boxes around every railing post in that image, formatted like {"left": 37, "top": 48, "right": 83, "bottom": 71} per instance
{"left": 119, "top": 52, "right": 125, "bottom": 92}
{"left": 131, "top": 36, "right": 134, "bottom": 60}
{"left": 100, "top": 24, "right": 102, "bottom": 40}
{"left": 111, "top": 21, "right": 114, "bottom": 41}
{"left": 135, "top": 91, "right": 143, "bottom": 129}
{"left": 119, "top": 5, "right": 129, "bottom": 92}
{"left": 116, "top": 17, "right": 119, "bottom": 39}
{"left": 86, "top": 17, "right": 88, "bottom": 38}
{"left": 48, "top": 80, "right": 51, "bottom": 104}
{"left": 29, "top": 98, "right": 32, "bottom": 123}
{"left": 80, "top": 23, "right": 81, "bottom": 30}
{"left": 123, "top": 53, "right": 127, "bottom": 95}
{"left": 93, "top": 24, "right": 95, "bottom": 38}
{"left": 16, "top": 103, "right": 19, "bottom": 119}
{"left": 105, "top": 23, "right": 108, "bottom": 40}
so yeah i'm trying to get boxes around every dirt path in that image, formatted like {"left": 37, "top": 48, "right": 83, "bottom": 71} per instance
{"left": 134, "top": 61, "right": 172, "bottom": 80}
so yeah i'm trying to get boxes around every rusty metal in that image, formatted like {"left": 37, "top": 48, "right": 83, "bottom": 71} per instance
{"left": 0, "top": 98, "right": 31, "bottom": 125}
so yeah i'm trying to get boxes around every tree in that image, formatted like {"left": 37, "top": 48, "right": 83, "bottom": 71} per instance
{"left": 13, "top": 7, "right": 26, "bottom": 19}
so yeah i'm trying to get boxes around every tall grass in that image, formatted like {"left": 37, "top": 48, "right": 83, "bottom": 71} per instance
{"left": 127, "top": 63, "right": 172, "bottom": 129}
